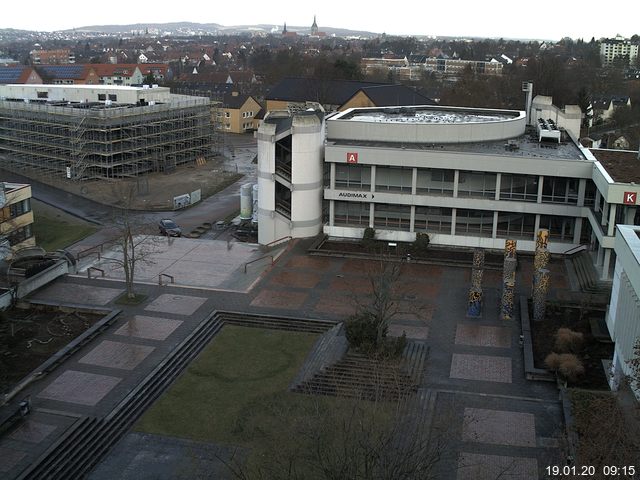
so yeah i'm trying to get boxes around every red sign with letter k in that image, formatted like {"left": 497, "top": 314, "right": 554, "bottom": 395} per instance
{"left": 623, "top": 191, "right": 637, "bottom": 205}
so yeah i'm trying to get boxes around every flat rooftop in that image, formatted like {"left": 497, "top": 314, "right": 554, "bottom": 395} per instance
{"left": 330, "top": 132, "right": 588, "bottom": 161}
{"left": 336, "top": 105, "right": 521, "bottom": 124}
{"left": 590, "top": 149, "right": 640, "bottom": 183}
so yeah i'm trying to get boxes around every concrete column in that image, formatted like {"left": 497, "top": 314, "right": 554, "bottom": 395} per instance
{"left": 329, "top": 200, "right": 335, "bottom": 227}
{"left": 330, "top": 162, "right": 336, "bottom": 189}
{"left": 492, "top": 211, "right": 498, "bottom": 238}
{"left": 453, "top": 170, "right": 460, "bottom": 198}
{"left": 370, "top": 165, "right": 376, "bottom": 193}
{"left": 573, "top": 217, "right": 583, "bottom": 244}
{"left": 608, "top": 204, "right": 617, "bottom": 236}
{"left": 596, "top": 245, "right": 604, "bottom": 266}
{"left": 601, "top": 200, "right": 608, "bottom": 227}
{"left": 577, "top": 179, "right": 586, "bottom": 207}
{"left": 411, "top": 167, "right": 417, "bottom": 195}
{"left": 595, "top": 189, "right": 601, "bottom": 212}
{"left": 602, "top": 249, "right": 612, "bottom": 280}
{"left": 537, "top": 175, "right": 544, "bottom": 203}
{"left": 410, "top": 205, "right": 415, "bottom": 232}
{"left": 534, "top": 214, "right": 540, "bottom": 240}
{"left": 451, "top": 208, "right": 457, "bottom": 235}
{"left": 369, "top": 202, "right": 374, "bottom": 228}
{"left": 495, "top": 173, "right": 502, "bottom": 201}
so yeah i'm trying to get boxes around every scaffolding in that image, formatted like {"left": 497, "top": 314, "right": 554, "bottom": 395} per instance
{"left": 0, "top": 94, "right": 214, "bottom": 181}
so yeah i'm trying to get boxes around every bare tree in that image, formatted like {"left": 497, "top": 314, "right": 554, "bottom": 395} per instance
{"left": 101, "top": 183, "right": 161, "bottom": 299}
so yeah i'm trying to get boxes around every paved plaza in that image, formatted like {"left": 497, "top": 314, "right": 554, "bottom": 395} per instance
{"left": 0, "top": 238, "right": 570, "bottom": 479}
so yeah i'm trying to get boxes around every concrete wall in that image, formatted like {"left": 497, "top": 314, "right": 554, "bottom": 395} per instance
{"left": 329, "top": 106, "right": 526, "bottom": 144}
{"left": 0, "top": 84, "right": 171, "bottom": 104}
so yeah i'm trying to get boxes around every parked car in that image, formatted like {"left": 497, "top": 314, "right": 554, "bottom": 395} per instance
{"left": 159, "top": 219, "right": 182, "bottom": 237}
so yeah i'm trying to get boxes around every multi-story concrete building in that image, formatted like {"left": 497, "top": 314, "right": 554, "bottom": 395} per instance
{"left": 600, "top": 36, "right": 639, "bottom": 66}
{"left": 606, "top": 224, "right": 640, "bottom": 397}
{"left": 257, "top": 104, "right": 640, "bottom": 280}
{"left": 0, "top": 182, "right": 35, "bottom": 255}
{"left": 0, "top": 84, "right": 213, "bottom": 181}
{"left": 30, "top": 49, "right": 75, "bottom": 65}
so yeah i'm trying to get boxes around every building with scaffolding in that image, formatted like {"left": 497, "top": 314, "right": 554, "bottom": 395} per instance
{"left": 0, "top": 84, "right": 214, "bottom": 181}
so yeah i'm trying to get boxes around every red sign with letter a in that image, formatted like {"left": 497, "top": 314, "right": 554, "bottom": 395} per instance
{"left": 346, "top": 152, "right": 358, "bottom": 164}
{"left": 623, "top": 192, "right": 637, "bottom": 205}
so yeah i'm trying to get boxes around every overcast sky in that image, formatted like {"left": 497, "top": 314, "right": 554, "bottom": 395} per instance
{"left": 2, "top": 0, "right": 638, "bottom": 41}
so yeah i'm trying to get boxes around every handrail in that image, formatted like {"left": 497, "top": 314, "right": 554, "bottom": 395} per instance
{"left": 87, "top": 267, "right": 104, "bottom": 279}
{"left": 563, "top": 244, "right": 587, "bottom": 256}
{"left": 159, "top": 273, "right": 174, "bottom": 286}
{"left": 77, "top": 245, "right": 102, "bottom": 262}
{"left": 265, "top": 236, "right": 292, "bottom": 248}
{"left": 244, "top": 255, "right": 273, "bottom": 273}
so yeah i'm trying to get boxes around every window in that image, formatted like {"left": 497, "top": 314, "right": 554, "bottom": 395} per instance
{"left": 496, "top": 212, "right": 536, "bottom": 239}
{"left": 414, "top": 206, "right": 452, "bottom": 233}
{"left": 374, "top": 203, "right": 411, "bottom": 230}
{"left": 108, "top": 94, "right": 117, "bottom": 101}
{"left": 416, "top": 168, "right": 454, "bottom": 196}
{"left": 375, "top": 166, "right": 412, "bottom": 193}
{"left": 37, "top": 91, "right": 48, "bottom": 99}
{"left": 98, "top": 93, "right": 106, "bottom": 101}
{"left": 539, "top": 215, "right": 575, "bottom": 242}
{"left": 334, "top": 201, "right": 369, "bottom": 226}
{"left": 541, "top": 177, "right": 578, "bottom": 204}
{"left": 457, "top": 171, "right": 497, "bottom": 199}
{"left": 335, "top": 164, "right": 371, "bottom": 190}
{"left": 500, "top": 174, "right": 538, "bottom": 202}
{"left": 455, "top": 209, "right": 493, "bottom": 237}
{"left": 225, "top": 112, "right": 230, "bottom": 118}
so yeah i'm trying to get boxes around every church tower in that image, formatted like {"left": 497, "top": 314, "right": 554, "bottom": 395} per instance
{"left": 311, "top": 15, "right": 318, "bottom": 36}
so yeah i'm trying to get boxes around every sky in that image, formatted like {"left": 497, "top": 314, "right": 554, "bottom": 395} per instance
{"left": 2, "top": 0, "right": 638, "bottom": 41}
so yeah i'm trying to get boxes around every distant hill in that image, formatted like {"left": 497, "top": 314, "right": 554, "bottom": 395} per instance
{"left": 68, "top": 21, "right": 378, "bottom": 38}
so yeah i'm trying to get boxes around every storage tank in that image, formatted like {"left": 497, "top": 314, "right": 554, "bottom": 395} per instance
{"left": 252, "top": 184, "right": 258, "bottom": 224}
{"left": 240, "top": 183, "right": 253, "bottom": 220}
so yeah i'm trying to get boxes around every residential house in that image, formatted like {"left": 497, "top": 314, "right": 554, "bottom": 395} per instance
{"left": 30, "top": 48, "right": 75, "bottom": 65}
{"left": 219, "top": 92, "right": 262, "bottom": 133}
{"left": 265, "top": 77, "right": 434, "bottom": 113}
{"left": 0, "top": 66, "right": 43, "bottom": 84}
{"left": 593, "top": 95, "right": 632, "bottom": 122}
{"left": 0, "top": 183, "right": 35, "bottom": 255}
{"left": 35, "top": 65, "right": 99, "bottom": 85}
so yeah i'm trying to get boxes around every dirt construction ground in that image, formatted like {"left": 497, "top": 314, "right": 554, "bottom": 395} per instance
{"left": 23, "top": 157, "right": 242, "bottom": 211}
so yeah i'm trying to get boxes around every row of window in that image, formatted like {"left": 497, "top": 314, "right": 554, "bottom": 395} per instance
{"left": 333, "top": 201, "right": 576, "bottom": 241}
{"left": 6, "top": 224, "right": 33, "bottom": 246}
{"left": 0, "top": 199, "right": 32, "bottom": 223}
{"left": 333, "top": 165, "right": 581, "bottom": 204}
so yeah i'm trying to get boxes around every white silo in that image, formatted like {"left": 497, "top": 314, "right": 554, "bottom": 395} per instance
{"left": 240, "top": 183, "right": 253, "bottom": 220}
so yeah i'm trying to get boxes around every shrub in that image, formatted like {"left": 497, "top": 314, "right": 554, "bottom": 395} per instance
{"left": 558, "top": 354, "right": 585, "bottom": 383}
{"left": 411, "top": 232, "right": 430, "bottom": 257}
{"left": 345, "top": 312, "right": 380, "bottom": 352}
{"left": 554, "top": 328, "right": 584, "bottom": 353}
{"left": 361, "top": 227, "right": 377, "bottom": 252}
{"left": 545, "top": 352, "right": 562, "bottom": 371}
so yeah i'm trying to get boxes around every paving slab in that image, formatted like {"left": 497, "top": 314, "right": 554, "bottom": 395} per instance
{"left": 30, "top": 283, "right": 124, "bottom": 306}
{"left": 144, "top": 294, "right": 207, "bottom": 316}
{"left": 0, "top": 446, "right": 26, "bottom": 473}
{"left": 114, "top": 316, "right": 183, "bottom": 341}
{"left": 79, "top": 340, "right": 155, "bottom": 370}
{"left": 270, "top": 271, "right": 322, "bottom": 289}
{"left": 455, "top": 324, "right": 511, "bottom": 348}
{"left": 313, "top": 293, "right": 358, "bottom": 317}
{"left": 462, "top": 407, "right": 536, "bottom": 447}
{"left": 450, "top": 353, "right": 512, "bottom": 383}
{"left": 250, "top": 289, "right": 308, "bottom": 309}
{"left": 388, "top": 324, "right": 429, "bottom": 340}
{"left": 457, "top": 452, "right": 538, "bottom": 480}
{"left": 8, "top": 420, "right": 57, "bottom": 444}
{"left": 38, "top": 370, "right": 122, "bottom": 406}
{"left": 285, "top": 256, "right": 332, "bottom": 270}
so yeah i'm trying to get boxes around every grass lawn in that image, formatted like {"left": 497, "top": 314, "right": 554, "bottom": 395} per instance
{"left": 136, "top": 325, "right": 398, "bottom": 477}
{"left": 32, "top": 201, "right": 97, "bottom": 251}
{"left": 136, "top": 325, "right": 319, "bottom": 444}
